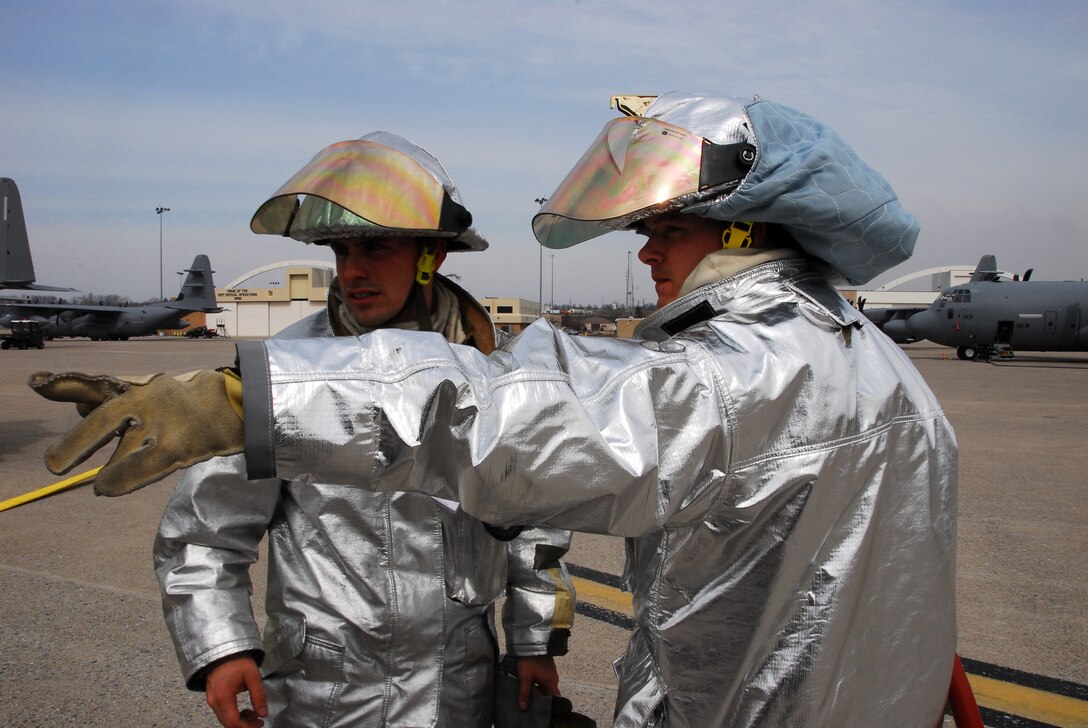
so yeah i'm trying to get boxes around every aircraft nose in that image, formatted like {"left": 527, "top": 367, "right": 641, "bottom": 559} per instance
{"left": 882, "top": 319, "right": 909, "bottom": 341}
{"left": 907, "top": 310, "right": 939, "bottom": 340}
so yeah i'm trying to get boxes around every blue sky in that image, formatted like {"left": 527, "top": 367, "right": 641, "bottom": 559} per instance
{"left": 3, "top": 1, "right": 1086, "bottom": 304}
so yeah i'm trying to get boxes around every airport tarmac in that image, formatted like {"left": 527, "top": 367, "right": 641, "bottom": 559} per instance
{"left": 1, "top": 337, "right": 1085, "bottom": 727}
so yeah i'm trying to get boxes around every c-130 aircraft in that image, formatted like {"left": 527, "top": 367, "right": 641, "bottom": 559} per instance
{"left": 0, "top": 255, "right": 222, "bottom": 341}
{"left": 881, "top": 255, "right": 1088, "bottom": 360}
{"left": 2, "top": 176, "right": 223, "bottom": 340}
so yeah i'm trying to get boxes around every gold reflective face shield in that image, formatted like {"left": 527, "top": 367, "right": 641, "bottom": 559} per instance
{"left": 251, "top": 139, "right": 469, "bottom": 236}
{"left": 532, "top": 117, "right": 755, "bottom": 249}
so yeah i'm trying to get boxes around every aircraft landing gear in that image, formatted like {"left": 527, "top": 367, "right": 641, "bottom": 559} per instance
{"left": 958, "top": 345, "right": 1001, "bottom": 361}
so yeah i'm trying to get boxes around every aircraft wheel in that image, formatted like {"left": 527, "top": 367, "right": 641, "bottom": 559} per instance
{"left": 958, "top": 346, "right": 978, "bottom": 361}
{"left": 120, "top": 336, "right": 129, "bottom": 341}
{"left": 1, "top": 341, "right": 9, "bottom": 350}
{"left": 37, "top": 342, "right": 45, "bottom": 349}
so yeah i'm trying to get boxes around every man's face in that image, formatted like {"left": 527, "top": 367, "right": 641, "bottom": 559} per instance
{"left": 637, "top": 213, "right": 727, "bottom": 307}
{"left": 330, "top": 237, "right": 438, "bottom": 328}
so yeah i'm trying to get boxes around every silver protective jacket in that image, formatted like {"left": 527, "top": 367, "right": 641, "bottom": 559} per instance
{"left": 238, "top": 257, "right": 957, "bottom": 727}
{"left": 155, "top": 293, "right": 575, "bottom": 728}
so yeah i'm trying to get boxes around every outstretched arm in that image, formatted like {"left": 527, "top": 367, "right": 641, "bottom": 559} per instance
{"left": 28, "top": 322, "right": 730, "bottom": 536}
{"left": 241, "top": 324, "right": 729, "bottom": 536}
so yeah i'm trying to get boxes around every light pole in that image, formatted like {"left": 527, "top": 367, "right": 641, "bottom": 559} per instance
{"left": 625, "top": 251, "right": 635, "bottom": 315}
{"left": 156, "top": 206, "right": 170, "bottom": 301}
{"left": 550, "top": 254, "right": 555, "bottom": 310}
{"left": 534, "top": 197, "right": 547, "bottom": 315}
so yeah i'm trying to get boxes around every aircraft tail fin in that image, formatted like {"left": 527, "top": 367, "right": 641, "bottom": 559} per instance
{"left": 1, "top": 177, "right": 36, "bottom": 287}
{"left": 969, "top": 255, "right": 1000, "bottom": 283}
{"left": 1, "top": 177, "right": 76, "bottom": 291}
{"left": 168, "top": 254, "right": 223, "bottom": 312}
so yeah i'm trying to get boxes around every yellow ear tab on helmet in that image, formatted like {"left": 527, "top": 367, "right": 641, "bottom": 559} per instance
{"left": 415, "top": 244, "right": 439, "bottom": 285}
{"left": 722, "top": 221, "right": 754, "bottom": 249}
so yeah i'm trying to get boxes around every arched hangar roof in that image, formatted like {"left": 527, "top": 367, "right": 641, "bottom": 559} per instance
{"left": 225, "top": 259, "right": 334, "bottom": 289}
{"left": 875, "top": 263, "right": 1008, "bottom": 291}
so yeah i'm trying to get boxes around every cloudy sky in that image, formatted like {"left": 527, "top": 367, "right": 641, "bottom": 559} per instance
{"left": 3, "top": 1, "right": 1085, "bottom": 305}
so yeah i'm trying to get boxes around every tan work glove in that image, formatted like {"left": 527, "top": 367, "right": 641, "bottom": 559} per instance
{"left": 29, "top": 369, "right": 244, "bottom": 496}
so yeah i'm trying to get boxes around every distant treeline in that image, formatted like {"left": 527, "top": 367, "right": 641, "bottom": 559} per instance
{"left": 7, "top": 293, "right": 165, "bottom": 307}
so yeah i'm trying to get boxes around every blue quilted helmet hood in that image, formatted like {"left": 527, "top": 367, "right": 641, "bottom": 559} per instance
{"left": 534, "top": 93, "right": 918, "bottom": 285}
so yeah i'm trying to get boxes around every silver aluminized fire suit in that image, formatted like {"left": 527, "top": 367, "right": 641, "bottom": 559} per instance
{"left": 234, "top": 255, "right": 957, "bottom": 727}
{"left": 154, "top": 279, "right": 575, "bottom": 728}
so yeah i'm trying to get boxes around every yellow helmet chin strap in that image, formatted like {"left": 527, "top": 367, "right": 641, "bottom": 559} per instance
{"left": 415, "top": 243, "right": 439, "bottom": 284}
{"left": 407, "top": 242, "right": 441, "bottom": 333}
{"left": 721, "top": 221, "right": 754, "bottom": 250}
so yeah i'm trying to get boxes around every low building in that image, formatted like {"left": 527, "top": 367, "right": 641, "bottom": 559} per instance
{"left": 477, "top": 296, "right": 540, "bottom": 335}
{"left": 616, "top": 318, "right": 642, "bottom": 339}
{"left": 213, "top": 263, "right": 544, "bottom": 338}
{"left": 582, "top": 316, "right": 617, "bottom": 335}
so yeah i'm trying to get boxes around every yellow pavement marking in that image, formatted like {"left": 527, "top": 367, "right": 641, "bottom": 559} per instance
{"left": 0, "top": 467, "right": 101, "bottom": 512}
{"left": 570, "top": 575, "right": 633, "bottom": 616}
{"left": 968, "top": 673, "right": 1088, "bottom": 727}
{"left": 572, "top": 573, "right": 1088, "bottom": 727}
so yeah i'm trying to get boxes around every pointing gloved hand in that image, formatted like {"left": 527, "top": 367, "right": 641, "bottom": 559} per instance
{"left": 29, "top": 368, "right": 244, "bottom": 496}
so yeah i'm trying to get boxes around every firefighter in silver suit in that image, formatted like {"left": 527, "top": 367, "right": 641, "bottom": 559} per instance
{"left": 153, "top": 133, "right": 575, "bottom": 727}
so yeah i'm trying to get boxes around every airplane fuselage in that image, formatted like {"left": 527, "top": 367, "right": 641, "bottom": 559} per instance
{"left": 906, "top": 280, "right": 1088, "bottom": 358}
{"left": 1, "top": 308, "right": 189, "bottom": 340}
{"left": 49, "top": 308, "right": 188, "bottom": 339}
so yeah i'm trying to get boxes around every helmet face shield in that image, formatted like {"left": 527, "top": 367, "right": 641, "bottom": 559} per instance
{"left": 251, "top": 139, "right": 469, "bottom": 239}
{"left": 533, "top": 117, "right": 755, "bottom": 249}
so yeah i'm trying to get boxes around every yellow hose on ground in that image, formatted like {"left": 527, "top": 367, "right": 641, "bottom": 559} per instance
{"left": 0, "top": 467, "right": 102, "bottom": 512}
